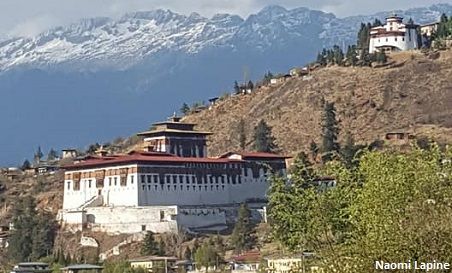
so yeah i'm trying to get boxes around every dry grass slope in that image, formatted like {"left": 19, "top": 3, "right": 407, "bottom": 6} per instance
{"left": 184, "top": 50, "right": 452, "bottom": 156}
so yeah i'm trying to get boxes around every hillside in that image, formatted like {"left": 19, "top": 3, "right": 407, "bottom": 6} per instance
{"left": 183, "top": 49, "right": 452, "bottom": 157}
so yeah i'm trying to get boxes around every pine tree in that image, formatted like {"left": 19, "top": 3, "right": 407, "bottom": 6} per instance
{"left": 57, "top": 250, "right": 67, "bottom": 265}
{"left": 346, "top": 45, "right": 358, "bottom": 66}
{"left": 31, "top": 211, "right": 57, "bottom": 260}
{"left": 234, "top": 81, "right": 240, "bottom": 94}
{"left": 253, "top": 120, "right": 277, "bottom": 153}
{"left": 194, "top": 243, "right": 219, "bottom": 273}
{"left": 321, "top": 102, "right": 340, "bottom": 162}
{"left": 332, "top": 45, "right": 344, "bottom": 65}
{"left": 213, "top": 234, "right": 225, "bottom": 256}
{"left": 34, "top": 146, "right": 43, "bottom": 164}
{"left": 180, "top": 103, "right": 190, "bottom": 115}
{"left": 290, "top": 152, "right": 314, "bottom": 187}
{"left": 184, "top": 246, "right": 192, "bottom": 261}
{"left": 8, "top": 196, "right": 37, "bottom": 262}
{"left": 263, "top": 71, "right": 274, "bottom": 85}
{"left": 247, "top": 80, "right": 254, "bottom": 90}
{"left": 21, "top": 159, "right": 31, "bottom": 170}
{"left": 236, "top": 119, "right": 247, "bottom": 151}
{"left": 309, "top": 140, "right": 319, "bottom": 161}
{"left": 372, "top": 18, "right": 382, "bottom": 27}
{"left": 47, "top": 148, "right": 59, "bottom": 161}
{"left": 231, "top": 204, "right": 254, "bottom": 253}
{"left": 158, "top": 240, "right": 166, "bottom": 256}
{"left": 340, "top": 133, "right": 357, "bottom": 168}
{"left": 140, "top": 231, "right": 160, "bottom": 256}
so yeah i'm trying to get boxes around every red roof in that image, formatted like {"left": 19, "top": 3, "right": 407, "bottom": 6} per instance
{"left": 63, "top": 151, "right": 242, "bottom": 170}
{"left": 231, "top": 251, "right": 261, "bottom": 263}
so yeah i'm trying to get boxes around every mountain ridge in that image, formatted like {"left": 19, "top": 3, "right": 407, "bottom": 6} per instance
{"left": 1, "top": 4, "right": 451, "bottom": 72}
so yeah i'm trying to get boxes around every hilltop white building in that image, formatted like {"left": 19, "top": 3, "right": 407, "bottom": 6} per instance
{"left": 58, "top": 117, "right": 288, "bottom": 234}
{"left": 369, "top": 14, "right": 420, "bottom": 53}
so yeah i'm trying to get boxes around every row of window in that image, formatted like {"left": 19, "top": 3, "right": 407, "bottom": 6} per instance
{"left": 139, "top": 174, "right": 243, "bottom": 185}
{"left": 377, "top": 36, "right": 411, "bottom": 43}
{"left": 141, "top": 184, "right": 227, "bottom": 191}
{"left": 67, "top": 174, "right": 265, "bottom": 191}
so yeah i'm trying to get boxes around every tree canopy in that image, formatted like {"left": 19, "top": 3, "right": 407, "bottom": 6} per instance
{"left": 268, "top": 144, "right": 452, "bottom": 273}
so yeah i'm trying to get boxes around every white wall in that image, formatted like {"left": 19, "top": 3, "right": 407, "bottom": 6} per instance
{"left": 63, "top": 165, "right": 138, "bottom": 209}
{"left": 137, "top": 168, "right": 268, "bottom": 206}
{"left": 84, "top": 206, "right": 178, "bottom": 234}
{"left": 177, "top": 208, "right": 226, "bottom": 228}
{"left": 369, "top": 26, "right": 419, "bottom": 53}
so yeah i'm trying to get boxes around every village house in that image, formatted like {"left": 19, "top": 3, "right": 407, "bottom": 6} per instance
{"left": 62, "top": 149, "right": 78, "bottom": 159}
{"left": 384, "top": 131, "right": 415, "bottom": 143}
{"left": 230, "top": 250, "right": 261, "bottom": 272}
{"left": 0, "top": 224, "right": 9, "bottom": 248}
{"left": 270, "top": 75, "right": 291, "bottom": 85}
{"left": 289, "top": 67, "right": 309, "bottom": 77}
{"left": 420, "top": 22, "right": 440, "bottom": 37}
{"left": 369, "top": 14, "right": 420, "bottom": 53}
{"left": 61, "top": 264, "right": 103, "bottom": 273}
{"left": 266, "top": 258, "right": 302, "bottom": 273}
{"left": 10, "top": 263, "right": 52, "bottom": 273}
{"left": 58, "top": 117, "right": 288, "bottom": 234}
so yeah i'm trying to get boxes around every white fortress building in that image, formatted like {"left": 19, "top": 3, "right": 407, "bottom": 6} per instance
{"left": 58, "top": 116, "right": 288, "bottom": 234}
{"left": 369, "top": 14, "right": 420, "bottom": 53}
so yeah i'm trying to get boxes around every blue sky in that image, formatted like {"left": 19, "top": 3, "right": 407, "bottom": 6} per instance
{"left": 0, "top": 0, "right": 449, "bottom": 37}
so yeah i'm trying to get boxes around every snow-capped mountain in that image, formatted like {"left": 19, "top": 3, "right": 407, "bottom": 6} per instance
{"left": 0, "top": 4, "right": 451, "bottom": 165}
{"left": 1, "top": 4, "right": 450, "bottom": 72}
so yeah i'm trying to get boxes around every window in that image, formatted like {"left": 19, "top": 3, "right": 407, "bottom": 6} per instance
{"left": 402, "top": 37, "right": 405, "bottom": 41}
{"left": 395, "top": 37, "right": 397, "bottom": 41}
{"left": 154, "top": 175, "right": 158, "bottom": 183}
{"left": 141, "top": 175, "right": 145, "bottom": 183}
{"left": 67, "top": 182, "right": 71, "bottom": 190}
{"left": 141, "top": 225, "right": 146, "bottom": 231}
{"left": 88, "top": 179, "right": 92, "bottom": 188}
{"left": 148, "top": 185, "right": 151, "bottom": 190}
{"left": 114, "top": 177, "right": 117, "bottom": 186}
{"left": 147, "top": 175, "right": 152, "bottom": 183}
{"left": 109, "top": 177, "right": 112, "bottom": 186}
{"left": 386, "top": 38, "right": 388, "bottom": 42}
{"left": 142, "top": 185, "right": 146, "bottom": 191}
{"left": 131, "top": 175, "right": 134, "bottom": 184}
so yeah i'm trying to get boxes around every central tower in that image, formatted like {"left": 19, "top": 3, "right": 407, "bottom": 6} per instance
{"left": 137, "top": 115, "right": 211, "bottom": 157}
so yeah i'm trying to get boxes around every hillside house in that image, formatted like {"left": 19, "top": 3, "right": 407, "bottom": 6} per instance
{"left": 5, "top": 168, "right": 22, "bottom": 180}
{"left": 10, "top": 263, "right": 52, "bottom": 273}
{"left": 62, "top": 149, "right": 78, "bottom": 159}
{"left": 230, "top": 251, "right": 261, "bottom": 272}
{"left": 270, "top": 75, "right": 291, "bottom": 85}
{"left": 420, "top": 22, "right": 440, "bottom": 37}
{"left": 61, "top": 264, "right": 103, "bottom": 273}
{"left": 289, "top": 67, "right": 309, "bottom": 77}
{"left": 369, "top": 14, "right": 420, "bottom": 53}
{"left": 385, "top": 132, "right": 415, "bottom": 141}
{"left": 130, "top": 256, "right": 178, "bottom": 273}
{"left": 0, "top": 224, "right": 9, "bottom": 248}
{"left": 266, "top": 258, "right": 302, "bottom": 273}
